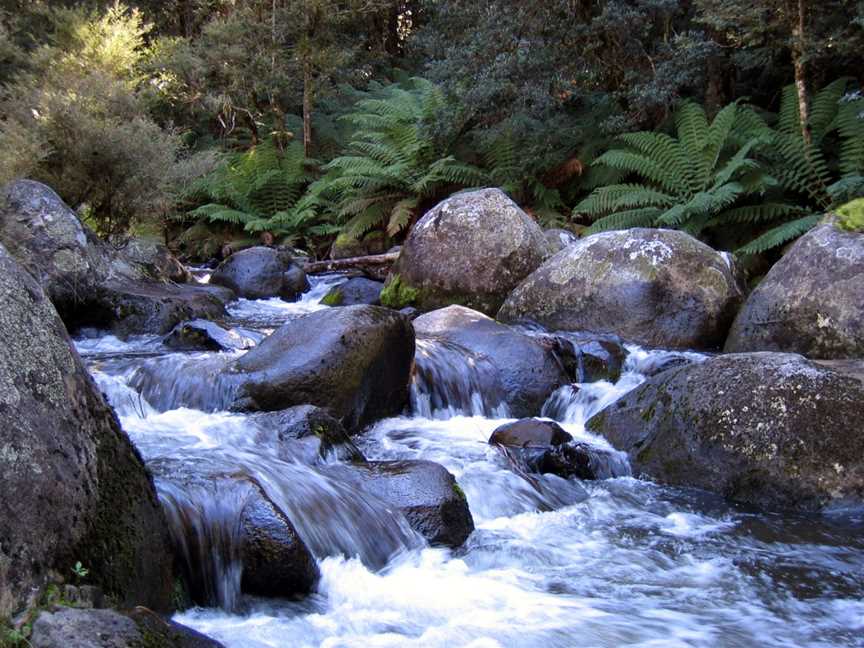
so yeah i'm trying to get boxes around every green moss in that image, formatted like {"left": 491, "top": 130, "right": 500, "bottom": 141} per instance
{"left": 836, "top": 198, "right": 864, "bottom": 232}
{"left": 380, "top": 274, "right": 419, "bottom": 309}
{"left": 452, "top": 482, "right": 466, "bottom": 501}
{"left": 321, "top": 288, "right": 344, "bottom": 307}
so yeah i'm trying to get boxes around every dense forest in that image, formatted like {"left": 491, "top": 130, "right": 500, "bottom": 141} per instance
{"left": 1, "top": 0, "right": 862, "bottom": 269}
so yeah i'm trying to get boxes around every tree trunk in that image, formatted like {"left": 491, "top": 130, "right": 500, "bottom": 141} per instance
{"left": 792, "top": 0, "right": 811, "bottom": 145}
{"left": 303, "top": 61, "right": 313, "bottom": 157}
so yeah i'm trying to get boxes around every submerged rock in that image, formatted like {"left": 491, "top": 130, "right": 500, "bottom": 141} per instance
{"left": 0, "top": 243, "right": 173, "bottom": 618}
{"left": 30, "top": 607, "right": 224, "bottom": 648}
{"left": 498, "top": 228, "right": 743, "bottom": 350}
{"left": 725, "top": 223, "right": 864, "bottom": 358}
{"left": 164, "top": 319, "right": 260, "bottom": 351}
{"left": 322, "top": 277, "right": 383, "bottom": 306}
{"left": 349, "top": 460, "right": 474, "bottom": 548}
{"left": 228, "top": 305, "right": 415, "bottom": 430}
{"left": 413, "top": 305, "right": 567, "bottom": 417}
{"left": 252, "top": 405, "right": 364, "bottom": 462}
{"left": 389, "top": 188, "right": 551, "bottom": 315}
{"left": 586, "top": 352, "right": 864, "bottom": 512}
{"left": 210, "top": 246, "right": 309, "bottom": 300}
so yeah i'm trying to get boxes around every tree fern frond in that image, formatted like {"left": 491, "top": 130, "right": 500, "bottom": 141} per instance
{"left": 736, "top": 214, "right": 821, "bottom": 255}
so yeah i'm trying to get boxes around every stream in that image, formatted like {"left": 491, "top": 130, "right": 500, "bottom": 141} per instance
{"left": 74, "top": 275, "right": 864, "bottom": 648}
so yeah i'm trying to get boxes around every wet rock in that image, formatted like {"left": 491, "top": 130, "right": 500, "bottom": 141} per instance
{"left": 498, "top": 228, "right": 743, "bottom": 350}
{"left": 489, "top": 419, "right": 621, "bottom": 480}
{"left": 350, "top": 460, "right": 474, "bottom": 548}
{"left": 322, "top": 277, "right": 383, "bottom": 306}
{"left": 538, "top": 332, "right": 626, "bottom": 383}
{"left": 110, "top": 237, "right": 193, "bottom": 284}
{"left": 252, "top": 405, "right": 363, "bottom": 462}
{"left": 586, "top": 352, "right": 864, "bottom": 512}
{"left": 0, "top": 179, "right": 108, "bottom": 317}
{"left": 399, "top": 306, "right": 421, "bottom": 320}
{"left": 210, "top": 246, "right": 309, "bottom": 300}
{"left": 544, "top": 228, "right": 579, "bottom": 253}
{"left": 725, "top": 223, "right": 864, "bottom": 358}
{"left": 390, "top": 188, "right": 552, "bottom": 315}
{"left": 30, "top": 607, "right": 224, "bottom": 648}
{"left": 413, "top": 305, "right": 567, "bottom": 417}
{"left": 0, "top": 243, "right": 174, "bottom": 619}
{"left": 153, "top": 457, "right": 319, "bottom": 603}
{"left": 228, "top": 305, "right": 415, "bottom": 430}
{"left": 164, "top": 319, "right": 260, "bottom": 352}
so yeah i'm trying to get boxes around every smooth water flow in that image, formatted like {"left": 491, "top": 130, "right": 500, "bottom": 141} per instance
{"left": 76, "top": 275, "right": 864, "bottom": 647}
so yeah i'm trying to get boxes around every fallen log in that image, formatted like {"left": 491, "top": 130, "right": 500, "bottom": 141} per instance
{"left": 303, "top": 251, "right": 399, "bottom": 281}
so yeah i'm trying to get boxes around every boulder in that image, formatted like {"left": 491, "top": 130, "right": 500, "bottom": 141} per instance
{"left": 251, "top": 405, "right": 363, "bottom": 462}
{"left": 30, "top": 607, "right": 224, "bottom": 648}
{"left": 489, "top": 419, "right": 624, "bottom": 480}
{"left": 164, "top": 319, "right": 260, "bottom": 352}
{"left": 389, "top": 188, "right": 552, "bottom": 315}
{"left": 413, "top": 306, "right": 567, "bottom": 417}
{"left": 0, "top": 243, "right": 173, "bottom": 619}
{"left": 498, "top": 228, "right": 743, "bottom": 350}
{"left": 537, "top": 332, "right": 627, "bottom": 383}
{"left": 210, "top": 246, "right": 309, "bottom": 300}
{"left": 544, "top": 228, "right": 579, "bottom": 253}
{"left": 725, "top": 223, "right": 864, "bottom": 358}
{"left": 153, "top": 458, "right": 319, "bottom": 604}
{"left": 0, "top": 179, "right": 108, "bottom": 316}
{"left": 349, "top": 461, "right": 474, "bottom": 548}
{"left": 227, "top": 305, "right": 415, "bottom": 430}
{"left": 109, "top": 238, "right": 193, "bottom": 284}
{"left": 586, "top": 352, "right": 864, "bottom": 512}
{"left": 322, "top": 277, "right": 383, "bottom": 306}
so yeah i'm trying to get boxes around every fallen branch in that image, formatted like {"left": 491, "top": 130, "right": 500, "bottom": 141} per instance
{"left": 302, "top": 251, "right": 399, "bottom": 281}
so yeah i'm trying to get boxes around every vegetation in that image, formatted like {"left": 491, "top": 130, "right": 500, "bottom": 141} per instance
{"left": 0, "top": 0, "right": 861, "bottom": 264}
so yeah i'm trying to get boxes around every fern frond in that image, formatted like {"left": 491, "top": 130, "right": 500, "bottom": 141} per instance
{"left": 736, "top": 214, "right": 821, "bottom": 255}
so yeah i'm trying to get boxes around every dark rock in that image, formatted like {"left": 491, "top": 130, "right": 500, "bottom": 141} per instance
{"left": 0, "top": 179, "right": 108, "bottom": 316}
{"left": 538, "top": 332, "right": 627, "bottom": 383}
{"left": 498, "top": 228, "right": 744, "bottom": 350}
{"left": 322, "top": 277, "right": 383, "bottom": 306}
{"left": 489, "top": 418, "right": 573, "bottom": 447}
{"left": 210, "top": 246, "right": 309, "bottom": 300}
{"left": 725, "top": 223, "right": 864, "bottom": 358}
{"left": 390, "top": 188, "right": 552, "bottom": 315}
{"left": 586, "top": 352, "right": 864, "bottom": 512}
{"left": 152, "top": 457, "right": 319, "bottom": 603}
{"left": 30, "top": 607, "right": 224, "bottom": 648}
{"left": 544, "top": 228, "right": 579, "bottom": 253}
{"left": 252, "top": 405, "right": 363, "bottom": 462}
{"left": 350, "top": 461, "right": 474, "bottom": 548}
{"left": 228, "top": 305, "right": 415, "bottom": 430}
{"left": 164, "top": 319, "right": 260, "bottom": 352}
{"left": 413, "top": 305, "right": 567, "bottom": 417}
{"left": 0, "top": 243, "right": 173, "bottom": 619}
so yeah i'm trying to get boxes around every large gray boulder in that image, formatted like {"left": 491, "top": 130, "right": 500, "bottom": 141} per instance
{"left": 109, "top": 237, "right": 193, "bottom": 284}
{"left": 210, "top": 246, "right": 309, "bottom": 300}
{"left": 227, "top": 305, "right": 415, "bottom": 430}
{"left": 30, "top": 607, "right": 224, "bottom": 648}
{"left": 0, "top": 179, "right": 108, "bottom": 314}
{"left": 498, "top": 228, "right": 743, "bottom": 350}
{"left": 388, "top": 188, "right": 551, "bottom": 315}
{"left": 413, "top": 306, "right": 567, "bottom": 417}
{"left": 725, "top": 223, "right": 864, "bottom": 358}
{"left": 586, "top": 352, "right": 864, "bottom": 512}
{"left": 0, "top": 243, "right": 173, "bottom": 619}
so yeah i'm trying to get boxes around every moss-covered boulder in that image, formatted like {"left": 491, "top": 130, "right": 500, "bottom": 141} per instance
{"left": 0, "top": 243, "right": 173, "bottom": 619}
{"left": 227, "top": 305, "right": 415, "bottom": 430}
{"left": 725, "top": 223, "right": 864, "bottom": 358}
{"left": 498, "top": 228, "right": 743, "bottom": 350}
{"left": 586, "top": 352, "right": 864, "bottom": 512}
{"left": 210, "top": 246, "right": 309, "bottom": 300}
{"left": 389, "top": 188, "right": 551, "bottom": 315}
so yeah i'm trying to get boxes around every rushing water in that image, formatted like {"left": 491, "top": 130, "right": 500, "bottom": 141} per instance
{"left": 75, "top": 275, "right": 864, "bottom": 648}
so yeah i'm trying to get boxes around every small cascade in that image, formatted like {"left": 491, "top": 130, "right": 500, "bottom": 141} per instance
{"left": 127, "top": 353, "right": 241, "bottom": 413}
{"left": 411, "top": 338, "right": 509, "bottom": 418}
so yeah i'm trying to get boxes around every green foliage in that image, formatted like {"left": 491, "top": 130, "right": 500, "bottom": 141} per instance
{"left": 380, "top": 274, "right": 419, "bottom": 309}
{"left": 576, "top": 102, "right": 778, "bottom": 246}
{"left": 836, "top": 198, "right": 864, "bottom": 232}
{"left": 71, "top": 561, "right": 89, "bottom": 582}
{"left": 313, "top": 78, "right": 488, "bottom": 240}
{"left": 320, "top": 288, "right": 343, "bottom": 306}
